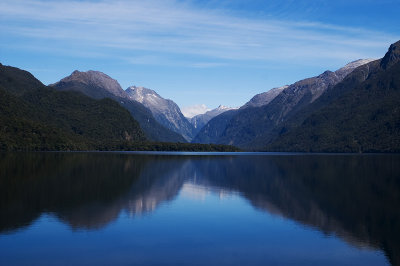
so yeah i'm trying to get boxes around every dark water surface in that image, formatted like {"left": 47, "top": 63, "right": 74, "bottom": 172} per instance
{"left": 0, "top": 152, "right": 399, "bottom": 265}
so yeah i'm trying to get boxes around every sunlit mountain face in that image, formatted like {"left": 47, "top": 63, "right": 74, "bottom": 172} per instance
{"left": 0, "top": 152, "right": 399, "bottom": 265}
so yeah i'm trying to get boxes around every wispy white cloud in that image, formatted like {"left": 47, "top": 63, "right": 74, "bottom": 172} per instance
{"left": 181, "top": 104, "right": 210, "bottom": 118}
{"left": 0, "top": 0, "right": 397, "bottom": 66}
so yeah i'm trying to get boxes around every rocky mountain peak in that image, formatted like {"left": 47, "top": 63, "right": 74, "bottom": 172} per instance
{"left": 57, "top": 70, "right": 127, "bottom": 98}
{"left": 126, "top": 86, "right": 165, "bottom": 105}
{"left": 127, "top": 86, "right": 154, "bottom": 94}
{"left": 321, "top": 70, "right": 334, "bottom": 76}
{"left": 380, "top": 40, "right": 400, "bottom": 69}
{"left": 126, "top": 85, "right": 194, "bottom": 141}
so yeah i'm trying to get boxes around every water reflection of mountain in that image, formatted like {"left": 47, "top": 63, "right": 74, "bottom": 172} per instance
{"left": 0, "top": 153, "right": 189, "bottom": 231}
{"left": 0, "top": 153, "right": 144, "bottom": 231}
{"left": 190, "top": 155, "right": 400, "bottom": 265}
{"left": 0, "top": 153, "right": 399, "bottom": 265}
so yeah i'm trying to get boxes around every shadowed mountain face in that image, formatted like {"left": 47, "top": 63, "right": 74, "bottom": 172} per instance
{"left": 1, "top": 153, "right": 399, "bottom": 265}
{"left": 192, "top": 59, "right": 374, "bottom": 147}
{"left": 0, "top": 64, "right": 146, "bottom": 150}
{"left": 190, "top": 105, "right": 237, "bottom": 136}
{"left": 381, "top": 40, "right": 400, "bottom": 70}
{"left": 51, "top": 71, "right": 186, "bottom": 143}
{"left": 126, "top": 86, "right": 195, "bottom": 141}
{"left": 191, "top": 110, "right": 237, "bottom": 144}
{"left": 266, "top": 41, "right": 400, "bottom": 152}
{"left": 0, "top": 63, "right": 44, "bottom": 96}
{"left": 214, "top": 59, "right": 375, "bottom": 148}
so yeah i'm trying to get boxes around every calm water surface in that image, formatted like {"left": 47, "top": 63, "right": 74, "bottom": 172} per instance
{"left": 0, "top": 152, "right": 399, "bottom": 265}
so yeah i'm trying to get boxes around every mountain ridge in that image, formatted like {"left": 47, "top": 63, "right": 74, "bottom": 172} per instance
{"left": 241, "top": 85, "right": 288, "bottom": 109}
{"left": 193, "top": 58, "right": 375, "bottom": 147}
{"left": 126, "top": 86, "right": 195, "bottom": 141}
{"left": 51, "top": 71, "right": 186, "bottom": 143}
{"left": 265, "top": 41, "right": 400, "bottom": 152}
{"left": 2, "top": 39, "right": 399, "bottom": 153}
{"left": 0, "top": 64, "right": 147, "bottom": 150}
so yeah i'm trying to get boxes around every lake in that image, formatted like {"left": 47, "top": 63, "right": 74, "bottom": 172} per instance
{"left": 0, "top": 152, "right": 399, "bottom": 265}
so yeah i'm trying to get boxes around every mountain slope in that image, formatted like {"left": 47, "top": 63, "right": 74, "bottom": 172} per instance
{"left": 216, "top": 59, "right": 375, "bottom": 148}
{"left": 0, "top": 64, "right": 44, "bottom": 96}
{"left": 190, "top": 105, "right": 237, "bottom": 136}
{"left": 51, "top": 71, "right": 186, "bottom": 142}
{"left": 126, "top": 86, "right": 194, "bottom": 141}
{"left": 0, "top": 87, "right": 83, "bottom": 150}
{"left": 192, "top": 110, "right": 238, "bottom": 144}
{"left": 241, "top": 85, "right": 288, "bottom": 109}
{"left": 0, "top": 64, "right": 147, "bottom": 150}
{"left": 192, "top": 59, "right": 373, "bottom": 146}
{"left": 266, "top": 41, "right": 400, "bottom": 152}
{"left": 52, "top": 70, "right": 128, "bottom": 99}
{"left": 192, "top": 84, "right": 287, "bottom": 144}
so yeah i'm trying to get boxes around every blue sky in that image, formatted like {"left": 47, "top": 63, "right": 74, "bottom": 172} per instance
{"left": 0, "top": 0, "right": 399, "bottom": 114}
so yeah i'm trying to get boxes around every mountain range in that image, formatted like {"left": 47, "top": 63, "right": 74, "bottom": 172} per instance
{"left": 191, "top": 83, "right": 292, "bottom": 144}
{"left": 0, "top": 64, "right": 146, "bottom": 150}
{"left": 241, "top": 85, "right": 288, "bottom": 109}
{"left": 1, "top": 40, "right": 399, "bottom": 152}
{"left": 0, "top": 65, "right": 237, "bottom": 151}
{"left": 267, "top": 41, "right": 400, "bottom": 152}
{"left": 193, "top": 58, "right": 387, "bottom": 150}
{"left": 51, "top": 72, "right": 237, "bottom": 142}
{"left": 51, "top": 70, "right": 186, "bottom": 143}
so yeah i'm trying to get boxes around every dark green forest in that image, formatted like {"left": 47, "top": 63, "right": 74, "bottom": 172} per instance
{"left": 0, "top": 63, "right": 238, "bottom": 152}
{"left": 266, "top": 48, "right": 400, "bottom": 152}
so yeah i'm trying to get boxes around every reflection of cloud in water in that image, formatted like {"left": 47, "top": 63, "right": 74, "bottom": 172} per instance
{"left": 180, "top": 183, "right": 236, "bottom": 201}
{"left": 127, "top": 198, "right": 157, "bottom": 218}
